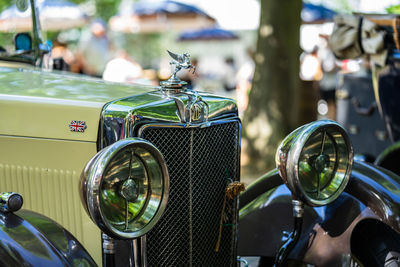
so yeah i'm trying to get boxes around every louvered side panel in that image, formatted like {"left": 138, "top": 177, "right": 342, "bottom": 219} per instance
{"left": 0, "top": 164, "right": 84, "bottom": 241}
{"left": 0, "top": 136, "right": 102, "bottom": 265}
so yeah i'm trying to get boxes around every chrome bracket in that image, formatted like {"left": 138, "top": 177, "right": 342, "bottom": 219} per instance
{"left": 292, "top": 199, "right": 304, "bottom": 218}
{"left": 102, "top": 233, "right": 115, "bottom": 254}
{"left": 0, "top": 192, "right": 23, "bottom": 213}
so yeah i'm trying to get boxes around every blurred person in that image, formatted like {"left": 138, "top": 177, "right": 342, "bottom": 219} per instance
{"left": 318, "top": 36, "right": 340, "bottom": 119}
{"left": 51, "top": 39, "right": 76, "bottom": 72}
{"left": 300, "top": 46, "right": 322, "bottom": 81}
{"left": 77, "top": 19, "right": 113, "bottom": 77}
{"left": 222, "top": 57, "right": 237, "bottom": 92}
{"left": 236, "top": 48, "right": 255, "bottom": 115}
{"left": 103, "top": 51, "right": 145, "bottom": 84}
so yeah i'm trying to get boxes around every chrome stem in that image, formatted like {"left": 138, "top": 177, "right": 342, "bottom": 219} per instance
{"left": 102, "top": 233, "right": 116, "bottom": 267}
{"left": 275, "top": 200, "right": 304, "bottom": 266}
{"left": 125, "top": 199, "right": 129, "bottom": 230}
{"left": 29, "top": 0, "right": 43, "bottom": 64}
{"left": 132, "top": 239, "right": 140, "bottom": 267}
{"left": 320, "top": 131, "right": 326, "bottom": 154}
{"left": 317, "top": 131, "right": 327, "bottom": 198}
{"left": 141, "top": 235, "right": 148, "bottom": 267}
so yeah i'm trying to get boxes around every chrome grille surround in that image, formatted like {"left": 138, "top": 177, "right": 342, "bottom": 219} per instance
{"left": 139, "top": 119, "right": 241, "bottom": 267}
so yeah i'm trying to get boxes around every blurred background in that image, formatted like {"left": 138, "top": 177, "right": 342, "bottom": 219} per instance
{"left": 1, "top": 0, "right": 400, "bottom": 183}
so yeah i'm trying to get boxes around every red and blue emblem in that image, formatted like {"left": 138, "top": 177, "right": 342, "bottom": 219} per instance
{"left": 69, "top": 120, "right": 87, "bottom": 132}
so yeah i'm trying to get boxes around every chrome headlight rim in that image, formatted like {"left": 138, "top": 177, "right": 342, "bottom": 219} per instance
{"left": 82, "top": 138, "right": 169, "bottom": 239}
{"left": 278, "top": 120, "right": 353, "bottom": 206}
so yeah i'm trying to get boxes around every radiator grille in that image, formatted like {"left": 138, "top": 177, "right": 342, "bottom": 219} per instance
{"left": 140, "top": 121, "right": 240, "bottom": 267}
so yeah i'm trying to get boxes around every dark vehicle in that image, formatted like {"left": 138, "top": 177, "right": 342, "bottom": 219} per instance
{"left": 239, "top": 120, "right": 400, "bottom": 266}
{"left": 336, "top": 58, "right": 400, "bottom": 176}
{"left": 238, "top": 15, "right": 400, "bottom": 267}
{"left": 331, "top": 14, "right": 400, "bottom": 175}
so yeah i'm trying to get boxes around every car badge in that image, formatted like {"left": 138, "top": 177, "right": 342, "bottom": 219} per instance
{"left": 191, "top": 103, "right": 203, "bottom": 121}
{"left": 69, "top": 120, "right": 87, "bottom": 133}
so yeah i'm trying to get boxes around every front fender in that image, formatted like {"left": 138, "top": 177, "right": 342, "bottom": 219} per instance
{"left": 238, "top": 161, "right": 400, "bottom": 266}
{"left": 0, "top": 209, "right": 96, "bottom": 267}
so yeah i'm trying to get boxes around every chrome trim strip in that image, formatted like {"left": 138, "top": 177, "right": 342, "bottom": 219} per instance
{"left": 99, "top": 106, "right": 106, "bottom": 150}
{"left": 189, "top": 129, "right": 193, "bottom": 267}
{"left": 141, "top": 235, "right": 147, "bottom": 267}
{"left": 233, "top": 121, "right": 242, "bottom": 264}
{"left": 124, "top": 111, "right": 132, "bottom": 139}
{"left": 137, "top": 118, "right": 240, "bottom": 137}
{"left": 132, "top": 239, "right": 140, "bottom": 267}
{"left": 0, "top": 134, "right": 96, "bottom": 144}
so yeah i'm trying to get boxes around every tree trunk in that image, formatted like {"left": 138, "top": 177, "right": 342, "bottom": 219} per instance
{"left": 242, "top": 0, "right": 302, "bottom": 174}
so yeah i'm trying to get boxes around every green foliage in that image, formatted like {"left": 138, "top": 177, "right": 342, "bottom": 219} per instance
{"left": 69, "top": 0, "right": 123, "bottom": 21}
{"left": 0, "top": 0, "right": 122, "bottom": 20}
{"left": 387, "top": 5, "right": 400, "bottom": 14}
{"left": 122, "top": 33, "right": 163, "bottom": 68}
{"left": 69, "top": 0, "right": 86, "bottom": 4}
{"left": 0, "top": 0, "right": 11, "bottom": 12}
{"left": 94, "top": 0, "right": 122, "bottom": 21}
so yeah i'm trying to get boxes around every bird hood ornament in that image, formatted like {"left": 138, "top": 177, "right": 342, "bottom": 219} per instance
{"left": 160, "top": 50, "right": 195, "bottom": 90}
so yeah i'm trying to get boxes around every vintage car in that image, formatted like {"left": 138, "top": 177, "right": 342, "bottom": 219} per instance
{"left": 2, "top": 1, "right": 400, "bottom": 267}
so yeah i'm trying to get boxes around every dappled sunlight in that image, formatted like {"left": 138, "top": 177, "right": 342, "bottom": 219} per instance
{"left": 246, "top": 112, "right": 272, "bottom": 149}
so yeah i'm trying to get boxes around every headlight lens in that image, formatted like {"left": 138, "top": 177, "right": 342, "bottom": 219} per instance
{"left": 276, "top": 120, "right": 353, "bottom": 206}
{"left": 80, "top": 138, "right": 169, "bottom": 239}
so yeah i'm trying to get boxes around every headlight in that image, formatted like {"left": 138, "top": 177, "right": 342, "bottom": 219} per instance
{"left": 80, "top": 138, "right": 169, "bottom": 239}
{"left": 276, "top": 120, "right": 353, "bottom": 206}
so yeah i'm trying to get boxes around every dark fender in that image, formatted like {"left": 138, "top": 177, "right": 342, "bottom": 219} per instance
{"left": 375, "top": 140, "right": 400, "bottom": 176}
{"left": 0, "top": 209, "right": 96, "bottom": 267}
{"left": 238, "top": 161, "right": 400, "bottom": 266}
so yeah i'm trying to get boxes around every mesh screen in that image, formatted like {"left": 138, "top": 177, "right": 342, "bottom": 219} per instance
{"left": 140, "top": 121, "right": 240, "bottom": 267}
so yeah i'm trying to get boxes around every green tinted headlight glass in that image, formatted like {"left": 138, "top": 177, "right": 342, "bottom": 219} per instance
{"left": 80, "top": 138, "right": 169, "bottom": 239}
{"left": 298, "top": 128, "right": 350, "bottom": 203}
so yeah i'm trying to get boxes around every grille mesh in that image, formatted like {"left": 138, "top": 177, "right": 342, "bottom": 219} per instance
{"left": 140, "top": 121, "right": 240, "bottom": 267}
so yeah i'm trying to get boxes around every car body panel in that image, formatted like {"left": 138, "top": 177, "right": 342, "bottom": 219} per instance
{"left": 0, "top": 67, "right": 152, "bottom": 141}
{"left": 0, "top": 67, "right": 151, "bottom": 102}
{"left": 0, "top": 94, "right": 103, "bottom": 142}
{"left": 238, "top": 161, "right": 400, "bottom": 266}
{"left": 0, "top": 135, "right": 101, "bottom": 264}
{"left": 0, "top": 209, "right": 96, "bottom": 267}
